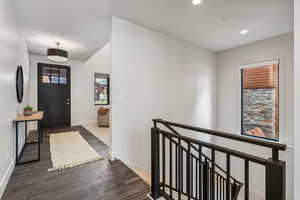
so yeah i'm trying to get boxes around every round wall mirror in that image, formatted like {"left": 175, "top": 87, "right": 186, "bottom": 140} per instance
{"left": 16, "top": 66, "right": 24, "bottom": 103}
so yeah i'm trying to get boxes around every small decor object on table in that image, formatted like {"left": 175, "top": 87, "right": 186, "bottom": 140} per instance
{"left": 24, "top": 105, "right": 34, "bottom": 116}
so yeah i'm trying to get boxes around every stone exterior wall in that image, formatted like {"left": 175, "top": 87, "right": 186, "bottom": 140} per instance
{"left": 242, "top": 88, "right": 276, "bottom": 138}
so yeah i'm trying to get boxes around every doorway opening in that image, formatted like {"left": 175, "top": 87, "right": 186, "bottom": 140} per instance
{"left": 84, "top": 72, "right": 111, "bottom": 148}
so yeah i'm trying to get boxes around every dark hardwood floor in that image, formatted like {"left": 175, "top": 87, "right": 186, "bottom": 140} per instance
{"left": 2, "top": 126, "right": 150, "bottom": 200}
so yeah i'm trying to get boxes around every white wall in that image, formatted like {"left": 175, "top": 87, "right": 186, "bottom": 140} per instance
{"left": 216, "top": 33, "right": 294, "bottom": 199}
{"left": 0, "top": 0, "right": 30, "bottom": 197}
{"left": 294, "top": 0, "right": 300, "bottom": 198}
{"left": 29, "top": 44, "right": 111, "bottom": 126}
{"left": 111, "top": 17, "right": 216, "bottom": 173}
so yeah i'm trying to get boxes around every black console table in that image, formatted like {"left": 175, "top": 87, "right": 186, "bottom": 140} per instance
{"left": 14, "top": 111, "right": 44, "bottom": 166}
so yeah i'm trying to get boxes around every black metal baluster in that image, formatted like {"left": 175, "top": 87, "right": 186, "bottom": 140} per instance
{"left": 191, "top": 158, "right": 194, "bottom": 198}
{"left": 220, "top": 176, "right": 223, "bottom": 200}
{"left": 187, "top": 143, "right": 191, "bottom": 200}
{"left": 199, "top": 145, "right": 202, "bottom": 200}
{"left": 178, "top": 139, "right": 182, "bottom": 200}
{"left": 245, "top": 159, "right": 249, "bottom": 200}
{"left": 231, "top": 181, "right": 238, "bottom": 200}
{"left": 162, "top": 135, "right": 166, "bottom": 193}
{"left": 150, "top": 128, "right": 161, "bottom": 199}
{"left": 180, "top": 145, "right": 184, "bottom": 198}
{"left": 272, "top": 149, "right": 279, "bottom": 161}
{"left": 210, "top": 168, "right": 212, "bottom": 199}
{"left": 266, "top": 159, "right": 286, "bottom": 200}
{"left": 211, "top": 149, "right": 215, "bottom": 200}
{"left": 170, "top": 136, "right": 173, "bottom": 198}
{"left": 203, "top": 159, "right": 209, "bottom": 200}
{"left": 196, "top": 160, "right": 198, "bottom": 199}
{"left": 221, "top": 175, "right": 223, "bottom": 200}
{"left": 226, "top": 154, "right": 231, "bottom": 200}
{"left": 176, "top": 142, "right": 178, "bottom": 191}
{"left": 216, "top": 174, "right": 219, "bottom": 200}
{"left": 223, "top": 178, "right": 225, "bottom": 200}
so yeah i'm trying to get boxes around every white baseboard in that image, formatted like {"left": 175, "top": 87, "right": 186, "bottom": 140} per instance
{"left": 0, "top": 159, "right": 14, "bottom": 199}
{"left": 71, "top": 120, "right": 96, "bottom": 127}
{"left": 121, "top": 159, "right": 151, "bottom": 185}
{"left": 147, "top": 193, "right": 154, "bottom": 199}
{"left": 147, "top": 193, "right": 166, "bottom": 200}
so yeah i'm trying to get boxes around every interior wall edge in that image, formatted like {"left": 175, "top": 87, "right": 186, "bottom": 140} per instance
{"left": 0, "top": 160, "right": 14, "bottom": 199}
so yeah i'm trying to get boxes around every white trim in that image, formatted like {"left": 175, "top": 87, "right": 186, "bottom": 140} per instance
{"left": 122, "top": 158, "right": 151, "bottom": 184}
{"left": 147, "top": 194, "right": 154, "bottom": 199}
{"left": 109, "top": 157, "right": 117, "bottom": 162}
{"left": 147, "top": 193, "right": 167, "bottom": 200}
{"left": 238, "top": 56, "right": 285, "bottom": 143}
{"left": 241, "top": 58, "right": 280, "bottom": 69}
{"left": 286, "top": 145, "right": 295, "bottom": 153}
{"left": 0, "top": 159, "right": 14, "bottom": 199}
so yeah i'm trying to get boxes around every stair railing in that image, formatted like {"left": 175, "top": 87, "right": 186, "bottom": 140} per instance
{"left": 150, "top": 119, "right": 286, "bottom": 200}
{"left": 160, "top": 122, "right": 241, "bottom": 185}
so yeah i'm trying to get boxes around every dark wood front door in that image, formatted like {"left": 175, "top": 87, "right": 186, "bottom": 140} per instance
{"left": 38, "top": 63, "right": 71, "bottom": 129}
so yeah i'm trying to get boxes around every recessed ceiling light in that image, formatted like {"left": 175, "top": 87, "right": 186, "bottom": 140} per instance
{"left": 192, "top": 0, "right": 202, "bottom": 5}
{"left": 240, "top": 30, "right": 248, "bottom": 34}
{"left": 221, "top": 17, "right": 229, "bottom": 21}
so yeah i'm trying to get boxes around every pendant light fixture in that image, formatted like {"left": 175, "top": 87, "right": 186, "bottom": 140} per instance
{"left": 47, "top": 42, "right": 68, "bottom": 62}
{"left": 192, "top": 0, "right": 202, "bottom": 5}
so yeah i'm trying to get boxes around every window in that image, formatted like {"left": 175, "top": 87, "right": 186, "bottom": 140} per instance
{"left": 94, "top": 73, "right": 109, "bottom": 105}
{"left": 42, "top": 67, "right": 51, "bottom": 83}
{"left": 241, "top": 62, "right": 279, "bottom": 141}
{"left": 42, "top": 66, "right": 68, "bottom": 84}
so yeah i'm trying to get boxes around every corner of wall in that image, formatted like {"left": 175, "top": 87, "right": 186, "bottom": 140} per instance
{"left": 0, "top": 159, "right": 14, "bottom": 199}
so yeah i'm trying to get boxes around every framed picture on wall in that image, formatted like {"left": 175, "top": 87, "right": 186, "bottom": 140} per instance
{"left": 94, "top": 73, "right": 110, "bottom": 105}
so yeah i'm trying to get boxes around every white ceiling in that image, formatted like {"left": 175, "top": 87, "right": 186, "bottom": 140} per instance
{"left": 14, "top": 0, "right": 293, "bottom": 61}
{"left": 14, "top": 0, "right": 111, "bottom": 62}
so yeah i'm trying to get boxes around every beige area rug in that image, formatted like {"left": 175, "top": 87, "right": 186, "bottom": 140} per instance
{"left": 49, "top": 131, "right": 102, "bottom": 171}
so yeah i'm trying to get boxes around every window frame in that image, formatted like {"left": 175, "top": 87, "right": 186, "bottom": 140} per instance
{"left": 239, "top": 58, "right": 284, "bottom": 143}
{"left": 94, "top": 73, "right": 110, "bottom": 106}
{"left": 41, "top": 66, "right": 68, "bottom": 85}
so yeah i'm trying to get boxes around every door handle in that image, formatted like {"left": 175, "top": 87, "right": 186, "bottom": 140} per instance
{"left": 66, "top": 98, "right": 70, "bottom": 105}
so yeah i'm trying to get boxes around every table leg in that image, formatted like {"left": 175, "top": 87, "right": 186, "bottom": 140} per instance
{"left": 38, "top": 121, "right": 41, "bottom": 160}
{"left": 25, "top": 121, "right": 27, "bottom": 144}
{"left": 15, "top": 120, "right": 42, "bottom": 165}
{"left": 15, "top": 122, "right": 18, "bottom": 165}
{"left": 40, "top": 123, "right": 43, "bottom": 143}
